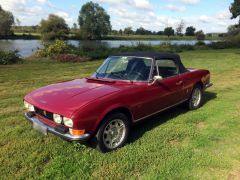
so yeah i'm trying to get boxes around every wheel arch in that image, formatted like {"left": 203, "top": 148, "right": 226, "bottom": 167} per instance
{"left": 195, "top": 81, "right": 204, "bottom": 89}
{"left": 92, "top": 105, "right": 133, "bottom": 135}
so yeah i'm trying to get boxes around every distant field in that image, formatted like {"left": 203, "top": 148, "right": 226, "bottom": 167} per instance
{"left": 14, "top": 32, "right": 41, "bottom": 36}
{"left": 10, "top": 32, "right": 221, "bottom": 41}
{"left": 0, "top": 49, "right": 240, "bottom": 179}
{"left": 106, "top": 34, "right": 221, "bottom": 41}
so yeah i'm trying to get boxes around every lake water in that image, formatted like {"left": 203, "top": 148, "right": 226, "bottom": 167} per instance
{"left": 0, "top": 39, "right": 216, "bottom": 57}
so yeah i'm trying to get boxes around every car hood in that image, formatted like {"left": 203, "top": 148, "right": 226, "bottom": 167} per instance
{"left": 24, "top": 78, "right": 120, "bottom": 117}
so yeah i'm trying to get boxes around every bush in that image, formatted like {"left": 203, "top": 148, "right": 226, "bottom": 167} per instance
{"left": 0, "top": 50, "right": 22, "bottom": 65}
{"left": 195, "top": 41, "right": 206, "bottom": 46}
{"left": 196, "top": 30, "right": 205, "bottom": 41}
{"left": 35, "top": 40, "right": 70, "bottom": 57}
{"left": 54, "top": 54, "right": 90, "bottom": 62}
{"left": 207, "top": 41, "right": 237, "bottom": 49}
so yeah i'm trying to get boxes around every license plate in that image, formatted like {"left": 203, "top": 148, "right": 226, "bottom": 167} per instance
{"left": 33, "top": 122, "right": 48, "bottom": 135}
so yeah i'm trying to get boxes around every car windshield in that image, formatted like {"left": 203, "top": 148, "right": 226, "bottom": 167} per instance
{"left": 94, "top": 56, "right": 152, "bottom": 81}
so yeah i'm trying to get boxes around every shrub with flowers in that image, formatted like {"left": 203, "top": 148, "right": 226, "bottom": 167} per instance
{"left": 35, "top": 40, "right": 70, "bottom": 57}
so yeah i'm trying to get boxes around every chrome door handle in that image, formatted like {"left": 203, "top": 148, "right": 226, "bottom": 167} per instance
{"left": 176, "top": 81, "right": 183, "bottom": 85}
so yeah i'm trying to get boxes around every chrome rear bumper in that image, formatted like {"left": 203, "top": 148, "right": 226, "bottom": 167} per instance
{"left": 24, "top": 112, "right": 91, "bottom": 142}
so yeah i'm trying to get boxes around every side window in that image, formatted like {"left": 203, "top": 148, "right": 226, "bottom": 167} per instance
{"left": 156, "top": 59, "right": 179, "bottom": 78}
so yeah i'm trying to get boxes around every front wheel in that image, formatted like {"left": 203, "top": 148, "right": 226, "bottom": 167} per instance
{"left": 93, "top": 113, "right": 130, "bottom": 153}
{"left": 186, "top": 85, "right": 203, "bottom": 110}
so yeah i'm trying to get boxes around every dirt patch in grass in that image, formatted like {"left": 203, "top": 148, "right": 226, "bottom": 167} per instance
{"left": 169, "top": 139, "right": 179, "bottom": 145}
{"left": 197, "top": 121, "right": 205, "bottom": 129}
{"left": 227, "top": 169, "right": 240, "bottom": 180}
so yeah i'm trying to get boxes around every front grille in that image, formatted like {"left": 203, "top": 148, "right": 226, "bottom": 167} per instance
{"left": 34, "top": 107, "right": 53, "bottom": 121}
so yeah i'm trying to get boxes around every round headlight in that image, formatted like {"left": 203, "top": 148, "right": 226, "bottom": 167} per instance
{"left": 63, "top": 117, "right": 73, "bottom": 127}
{"left": 24, "top": 101, "right": 29, "bottom": 109}
{"left": 53, "top": 114, "right": 62, "bottom": 124}
{"left": 28, "top": 104, "right": 34, "bottom": 112}
{"left": 24, "top": 101, "right": 34, "bottom": 112}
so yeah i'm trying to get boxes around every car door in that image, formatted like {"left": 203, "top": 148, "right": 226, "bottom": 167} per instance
{"left": 135, "top": 59, "right": 185, "bottom": 119}
{"left": 132, "top": 58, "right": 186, "bottom": 121}
{"left": 154, "top": 58, "right": 185, "bottom": 107}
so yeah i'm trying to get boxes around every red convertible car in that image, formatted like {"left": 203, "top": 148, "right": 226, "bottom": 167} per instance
{"left": 24, "top": 52, "right": 212, "bottom": 152}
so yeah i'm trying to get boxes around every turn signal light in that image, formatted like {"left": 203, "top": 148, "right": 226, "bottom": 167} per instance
{"left": 69, "top": 129, "right": 85, "bottom": 136}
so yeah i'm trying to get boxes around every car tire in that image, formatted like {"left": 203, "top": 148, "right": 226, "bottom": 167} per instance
{"left": 93, "top": 112, "right": 130, "bottom": 153}
{"left": 186, "top": 84, "right": 203, "bottom": 110}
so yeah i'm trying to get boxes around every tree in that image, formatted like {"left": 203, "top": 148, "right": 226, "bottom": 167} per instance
{"left": 78, "top": 1, "right": 111, "bottom": 39}
{"left": 157, "top": 31, "right": 164, "bottom": 35}
{"left": 185, "top": 26, "right": 196, "bottom": 36}
{"left": 0, "top": 6, "right": 14, "bottom": 36}
{"left": 230, "top": 0, "right": 240, "bottom": 25}
{"left": 135, "top": 27, "right": 152, "bottom": 35}
{"left": 195, "top": 30, "right": 205, "bottom": 40}
{"left": 136, "top": 27, "right": 146, "bottom": 35}
{"left": 39, "top": 14, "right": 69, "bottom": 40}
{"left": 124, "top": 27, "right": 134, "bottom": 35}
{"left": 16, "top": 18, "right": 21, "bottom": 27}
{"left": 176, "top": 20, "right": 185, "bottom": 36}
{"left": 227, "top": 24, "right": 240, "bottom": 36}
{"left": 164, "top": 27, "right": 174, "bottom": 37}
{"left": 73, "top": 23, "right": 77, "bottom": 30}
{"left": 119, "top": 29, "right": 123, "bottom": 35}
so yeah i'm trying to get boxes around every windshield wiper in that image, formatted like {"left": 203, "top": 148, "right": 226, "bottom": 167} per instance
{"left": 86, "top": 77, "right": 116, "bottom": 83}
{"left": 95, "top": 71, "right": 99, "bottom": 79}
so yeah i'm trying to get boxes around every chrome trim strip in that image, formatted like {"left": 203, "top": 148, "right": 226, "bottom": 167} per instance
{"left": 134, "top": 99, "right": 188, "bottom": 122}
{"left": 24, "top": 112, "right": 91, "bottom": 142}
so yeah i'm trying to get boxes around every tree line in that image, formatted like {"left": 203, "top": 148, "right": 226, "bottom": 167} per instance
{"left": 0, "top": 0, "right": 240, "bottom": 40}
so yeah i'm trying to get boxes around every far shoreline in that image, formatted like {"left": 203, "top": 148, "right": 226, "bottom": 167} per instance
{"left": 0, "top": 34, "right": 221, "bottom": 41}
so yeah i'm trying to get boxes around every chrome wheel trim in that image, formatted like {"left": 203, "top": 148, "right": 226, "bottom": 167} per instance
{"left": 103, "top": 119, "right": 126, "bottom": 149}
{"left": 191, "top": 88, "right": 201, "bottom": 107}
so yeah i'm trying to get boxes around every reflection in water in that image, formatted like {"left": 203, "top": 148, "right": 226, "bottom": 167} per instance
{"left": 0, "top": 39, "right": 217, "bottom": 57}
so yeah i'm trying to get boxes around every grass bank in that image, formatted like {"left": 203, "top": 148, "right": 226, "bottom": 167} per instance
{"left": 0, "top": 49, "right": 240, "bottom": 179}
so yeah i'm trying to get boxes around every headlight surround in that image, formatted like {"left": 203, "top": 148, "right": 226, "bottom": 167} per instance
{"left": 53, "top": 114, "right": 62, "bottom": 124}
{"left": 63, "top": 117, "right": 73, "bottom": 127}
{"left": 24, "top": 101, "right": 34, "bottom": 112}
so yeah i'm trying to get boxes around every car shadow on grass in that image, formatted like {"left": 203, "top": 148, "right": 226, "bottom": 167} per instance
{"left": 128, "top": 91, "right": 217, "bottom": 144}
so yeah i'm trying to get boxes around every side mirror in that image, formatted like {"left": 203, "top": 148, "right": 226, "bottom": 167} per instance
{"left": 149, "top": 75, "right": 163, "bottom": 85}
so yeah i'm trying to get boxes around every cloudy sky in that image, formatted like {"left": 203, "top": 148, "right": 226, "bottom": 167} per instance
{"left": 0, "top": 0, "right": 238, "bottom": 33}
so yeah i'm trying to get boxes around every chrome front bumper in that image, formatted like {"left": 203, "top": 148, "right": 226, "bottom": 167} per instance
{"left": 204, "top": 83, "right": 213, "bottom": 89}
{"left": 24, "top": 112, "right": 91, "bottom": 142}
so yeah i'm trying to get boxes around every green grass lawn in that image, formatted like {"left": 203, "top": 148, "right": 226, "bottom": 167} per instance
{"left": 0, "top": 49, "right": 240, "bottom": 179}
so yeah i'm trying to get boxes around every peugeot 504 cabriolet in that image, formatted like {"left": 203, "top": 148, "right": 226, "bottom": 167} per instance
{"left": 24, "top": 52, "right": 212, "bottom": 152}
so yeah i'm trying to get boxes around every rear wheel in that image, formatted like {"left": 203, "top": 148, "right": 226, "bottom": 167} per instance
{"left": 186, "top": 85, "right": 203, "bottom": 110}
{"left": 93, "top": 112, "right": 130, "bottom": 153}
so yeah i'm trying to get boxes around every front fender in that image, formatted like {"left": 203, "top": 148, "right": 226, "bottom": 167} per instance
{"left": 72, "top": 97, "right": 132, "bottom": 135}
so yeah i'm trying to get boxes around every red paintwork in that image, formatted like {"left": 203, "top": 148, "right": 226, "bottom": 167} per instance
{"left": 24, "top": 68, "right": 210, "bottom": 135}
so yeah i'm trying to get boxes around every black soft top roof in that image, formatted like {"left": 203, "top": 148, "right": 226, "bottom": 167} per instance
{"left": 111, "top": 51, "right": 180, "bottom": 60}
{"left": 111, "top": 51, "right": 188, "bottom": 73}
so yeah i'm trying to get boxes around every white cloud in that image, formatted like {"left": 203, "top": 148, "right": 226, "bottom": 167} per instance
{"left": 54, "top": 11, "right": 74, "bottom": 25}
{"left": 199, "top": 15, "right": 211, "bottom": 23}
{"left": 36, "top": 0, "right": 48, "bottom": 4}
{"left": 95, "top": 0, "right": 152, "bottom": 11}
{"left": 181, "top": 0, "right": 200, "bottom": 5}
{"left": 165, "top": 4, "right": 186, "bottom": 12}
{"left": 216, "top": 10, "right": 231, "bottom": 20}
{"left": 0, "top": 0, "right": 27, "bottom": 12}
{"left": 0, "top": 0, "right": 44, "bottom": 16}
{"left": 133, "top": 0, "right": 152, "bottom": 10}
